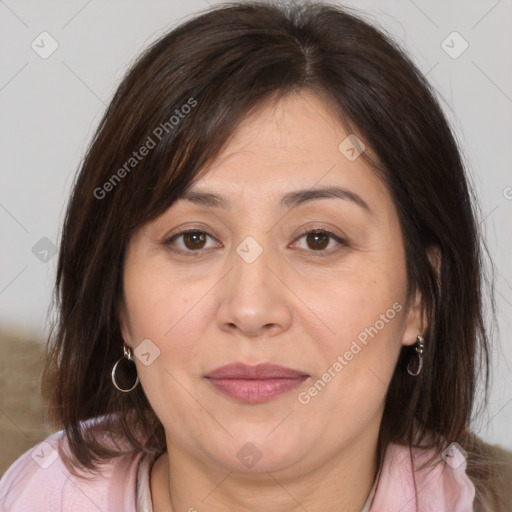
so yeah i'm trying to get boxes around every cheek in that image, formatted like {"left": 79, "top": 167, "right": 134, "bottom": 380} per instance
{"left": 299, "top": 259, "right": 406, "bottom": 347}
{"left": 122, "top": 263, "right": 205, "bottom": 343}
{"left": 120, "top": 269, "right": 212, "bottom": 420}
{"left": 295, "top": 288, "right": 404, "bottom": 448}
{"left": 123, "top": 267, "right": 210, "bottom": 427}
{"left": 296, "top": 253, "right": 407, "bottom": 403}
{"left": 122, "top": 264, "right": 218, "bottom": 404}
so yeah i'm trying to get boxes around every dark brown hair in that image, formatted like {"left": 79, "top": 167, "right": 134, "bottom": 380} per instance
{"left": 43, "top": 0, "right": 495, "bottom": 504}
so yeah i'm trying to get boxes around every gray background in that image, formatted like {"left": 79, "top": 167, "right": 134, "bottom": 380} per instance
{"left": 1, "top": 0, "right": 511, "bottom": 449}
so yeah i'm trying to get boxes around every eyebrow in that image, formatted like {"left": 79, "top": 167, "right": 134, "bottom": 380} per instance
{"left": 180, "top": 186, "right": 373, "bottom": 215}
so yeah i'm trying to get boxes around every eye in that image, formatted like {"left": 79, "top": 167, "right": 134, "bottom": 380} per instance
{"left": 163, "top": 228, "right": 346, "bottom": 256}
{"left": 164, "top": 230, "right": 221, "bottom": 254}
{"left": 292, "top": 229, "right": 346, "bottom": 253}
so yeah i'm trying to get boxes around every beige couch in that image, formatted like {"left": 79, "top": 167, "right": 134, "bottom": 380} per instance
{"left": 0, "top": 328, "right": 54, "bottom": 475}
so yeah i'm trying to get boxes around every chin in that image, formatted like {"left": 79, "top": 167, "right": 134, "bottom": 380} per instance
{"left": 210, "top": 430, "right": 310, "bottom": 475}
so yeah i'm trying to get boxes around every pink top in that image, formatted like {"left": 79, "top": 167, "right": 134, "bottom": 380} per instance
{"left": 0, "top": 417, "right": 476, "bottom": 511}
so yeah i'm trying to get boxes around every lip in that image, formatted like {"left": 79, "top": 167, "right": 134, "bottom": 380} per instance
{"left": 206, "top": 362, "right": 308, "bottom": 379}
{"left": 205, "top": 363, "right": 310, "bottom": 404}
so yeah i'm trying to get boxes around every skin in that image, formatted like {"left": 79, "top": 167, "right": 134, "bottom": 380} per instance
{"left": 119, "top": 89, "right": 425, "bottom": 512}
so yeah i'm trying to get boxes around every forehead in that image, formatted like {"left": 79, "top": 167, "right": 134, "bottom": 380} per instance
{"left": 183, "top": 90, "right": 387, "bottom": 211}
{"left": 212, "top": 90, "right": 346, "bottom": 160}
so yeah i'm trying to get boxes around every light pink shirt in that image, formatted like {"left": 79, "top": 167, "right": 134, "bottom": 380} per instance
{"left": 0, "top": 418, "right": 475, "bottom": 511}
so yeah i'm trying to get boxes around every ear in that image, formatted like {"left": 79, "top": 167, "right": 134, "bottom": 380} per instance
{"left": 401, "top": 289, "right": 424, "bottom": 347}
{"left": 401, "top": 245, "right": 441, "bottom": 347}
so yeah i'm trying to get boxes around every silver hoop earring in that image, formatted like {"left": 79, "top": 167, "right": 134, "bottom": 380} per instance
{"left": 407, "top": 334, "right": 425, "bottom": 377}
{"left": 111, "top": 343, "right": 140, "bottom": 392}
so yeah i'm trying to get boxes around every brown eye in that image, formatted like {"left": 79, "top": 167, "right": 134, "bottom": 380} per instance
{"left": 305, "top": 231, "right": 330, "bottom": 250}
{"left": 182, "top": 231, "right": 207, "bottom": 250}
{"left": 164, "top": 230, "right": 220, "bottom": 255}
{"left": 293, "top": 229, "right": 346, "bottom": 254}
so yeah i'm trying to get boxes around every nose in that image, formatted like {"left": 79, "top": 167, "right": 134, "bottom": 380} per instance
{"left": 215, "top": 240, "right": 293, "bottom": 338}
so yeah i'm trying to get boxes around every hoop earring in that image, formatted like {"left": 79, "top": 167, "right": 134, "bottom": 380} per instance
{"left": 111, "top": 343, "right": 140, "bottom": 392}
{"left": 407, "top": 334, "right": 425, "bottom": 377}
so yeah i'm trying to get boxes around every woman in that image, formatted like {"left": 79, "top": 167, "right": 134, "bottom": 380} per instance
{"left": 1, "top": 1, "right": 510, "bottom": 510}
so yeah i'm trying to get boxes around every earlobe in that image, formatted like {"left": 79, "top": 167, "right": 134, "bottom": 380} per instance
{"left": 401, "top": 245, "right": 441, "bottom": 347}
{"left": 401, "top": 289, "right": 424, "bottom": 347}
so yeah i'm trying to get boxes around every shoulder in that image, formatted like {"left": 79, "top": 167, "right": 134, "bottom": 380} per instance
{"left": 371, "top": 441, "right": 476, "bottom": 511}
{"left": 0, "top": 416, "right": 144, "bottom": 512}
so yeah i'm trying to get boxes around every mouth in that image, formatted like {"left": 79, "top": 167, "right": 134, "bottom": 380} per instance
{"left": 205, "top": 363, "right": 310, "bottom": 404}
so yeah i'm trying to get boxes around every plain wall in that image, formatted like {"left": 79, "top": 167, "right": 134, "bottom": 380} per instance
{"left": 1, "top": 0, "right": 511, "bottom": 450}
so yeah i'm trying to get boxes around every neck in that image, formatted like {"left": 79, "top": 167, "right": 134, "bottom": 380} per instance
{"left": 150, "top": 429, "right": 380, "bottom": 512}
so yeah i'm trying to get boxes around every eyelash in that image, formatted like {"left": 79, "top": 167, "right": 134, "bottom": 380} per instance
{"left": 162, "top": 228, "right": 347, "bottom": 257}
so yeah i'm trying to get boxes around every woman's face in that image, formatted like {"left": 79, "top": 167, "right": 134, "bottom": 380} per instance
{"left": 120, "top": 90, "right": 422, "bottom": 477}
